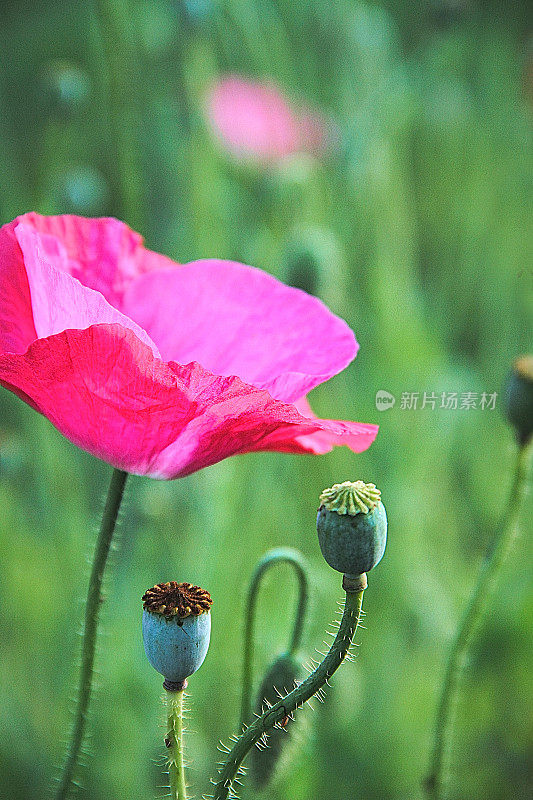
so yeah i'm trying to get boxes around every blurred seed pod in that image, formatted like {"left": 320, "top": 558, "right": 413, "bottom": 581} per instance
{"left": 58, "top": 166, "right": 109, "bottom": 215}
{"left": 280, "top": 227, "right": 348, "bottom": 311}
{"left": 0, "top": 434, "right": 25, "bottom": 479}
{"left": 282, "top": 241, "right": 319, "bottom": 296}
{"left": 503, "top": 355, "right": 533, "bottom": 445}
{"left": 42, "top": 61, "right": 91, "bottom": 116}
{"left": 178, "top": 0, "right": 213, "bottom": 26}
{"left": 250, "top": 652, "right": 301, "bottom": 789}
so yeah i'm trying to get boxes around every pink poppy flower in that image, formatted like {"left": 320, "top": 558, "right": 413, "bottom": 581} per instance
{"left": 0, "top": 213, "right": 377, "bottom": 479}
{"left": 207, "top": 76, "right": 328, "bottom": 161}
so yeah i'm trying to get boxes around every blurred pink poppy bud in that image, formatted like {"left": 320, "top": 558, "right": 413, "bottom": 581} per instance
{"left": 207, "top": 75, "right": 329, "bottom": 162}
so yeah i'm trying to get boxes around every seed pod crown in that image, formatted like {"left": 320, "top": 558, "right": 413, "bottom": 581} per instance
{"left": 142, "top": 581, "right": 212, "bottom": 619}
{"left": 319, "top": 480, "right": 381, "bottom": 515}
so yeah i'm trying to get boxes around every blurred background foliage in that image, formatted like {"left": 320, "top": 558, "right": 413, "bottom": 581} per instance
{"left": 0, "top": 1, "right": 532, "bottom": 798}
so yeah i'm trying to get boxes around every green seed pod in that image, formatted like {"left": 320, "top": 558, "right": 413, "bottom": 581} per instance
{"left": 42, "top": 61, "right": 91, "bottom": 115}
{"left": 280, "top": 227, "right": 347, "bottom": 308}
{"left": 283, "top": 241, "right": 319, "bottom": 296}
{"left": 503, "top": 355, "right": 533, "bottom": 445}
{"left": 317, "top": 480, "right": 387, "bottom": 577}
{"left": 250, "top": 652, "right": 301, "bottom": 789}
{"left": 142, "top": 581, "right": 212, "bottom": 688}
{"left": 59, "top": 167, "right": 109, "bottom": 215}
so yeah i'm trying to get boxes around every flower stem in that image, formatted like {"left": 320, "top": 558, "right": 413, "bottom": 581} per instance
{"left": 216, "top": 577, "right": 365, "bottom": 800}
{"left": 166, "top": 689, "right": 188, "bottom": 800}
{"left": 425, "top": 440, "right": 532, "bottom": 799}
{"left": 240, "top": 548, "right": 309, "bottom": 728}
{"left": 56, "top": 467, "right": 128, "bottom": 800}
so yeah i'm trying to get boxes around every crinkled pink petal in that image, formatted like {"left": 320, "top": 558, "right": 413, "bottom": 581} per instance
{"left": 0, "top": 324, "right": 375, "bottom": 479}
{"left": 15, "top": 223, "right": 159, "bottom": 357}
{"left": 122, "top": 259, "right": 357, "bottom": 404}
{"left": 0, "top": 325, "right": 191, "bottom": 474}
{"left": 2, "top": 213, "right": 176, "bottom": 309}
{"left": 284, "top": 396, "right": 378, "bottom": 455}
{"left": 0, "top": 219, "right": 37, "bottom": 354}
{"left": 207, "top": 76, "right": 328, "bottom": 161}
{"left": 0, "top": 213, "right": 378, "bottom": 476}
{"left": 155, "top": 387, "right": 378, "bottom": 477}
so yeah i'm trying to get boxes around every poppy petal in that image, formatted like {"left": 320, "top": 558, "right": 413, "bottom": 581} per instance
{"left": 276, "top": 396, "right": 378, "bottom": 455}
{"left": 8, "top": 212, "right": 176, "bottom": 306}
{"left": 155, "top": 361, "right": 375, "bottom": 478}
{"left": 15, "top": 223, "right": 160, "bottom": 357}
{"left": 0, "top": 219, "right": 37, "bottom": 354}
{"left": 0, "top": 325, "right": 206, "bottom": 475}
{"left": 122, "top": 259, "right": 357, "bottom": 403}
{"left": 0, "top": 324, "right": 374, "bottom": 479}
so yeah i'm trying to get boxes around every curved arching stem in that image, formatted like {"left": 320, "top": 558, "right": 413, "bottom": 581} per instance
{"left": 239, "top": 548, "right": 309, "bottom": 729}
{"left": 217, "top": 577, "right": 365, "bottom": 800}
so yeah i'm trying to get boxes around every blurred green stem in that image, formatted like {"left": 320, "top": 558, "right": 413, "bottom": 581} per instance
{"left": 56, "top": 468, "right": 128, "bottom": 800}
{"left": 240, "top": 548, "right": 309, "bottom": 728}
{"left": 166, "top": 689, "right": 188, "bottom": 800}
{"left": 425, "top": 440, "right": 532, "bottom": 799}
{"left": 93, "top": 0, "right": 143, "bottom": 230}
{"left": 217, "top": 579, "right": 365, "bottom": 800}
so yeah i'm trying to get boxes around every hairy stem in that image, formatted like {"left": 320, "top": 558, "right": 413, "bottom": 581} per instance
{"left": 217, "top": 581, "right": 365, "bottom": 800}
{"left": 166, "top": 689, "right": 188, "bottom": 800}
{"left": 425, "top": 441, "right": 532, "bottom": 799}
{"left": 56, "top": 468, "right": 128, "bottom": 800}
{"left": 240, "top": 548, "right": 309, "bottom": 728}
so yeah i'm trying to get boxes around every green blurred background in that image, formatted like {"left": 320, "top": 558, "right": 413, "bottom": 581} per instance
{"left": 0, "top": 1, "right": 532, "bottom": 798}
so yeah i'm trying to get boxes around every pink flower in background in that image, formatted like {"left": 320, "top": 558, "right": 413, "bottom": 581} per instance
{"left": 207, "top": 76, "right": 328, "bottom": 161}
{"left": 0, "top": 213, "right": 377, "bottom": 478}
